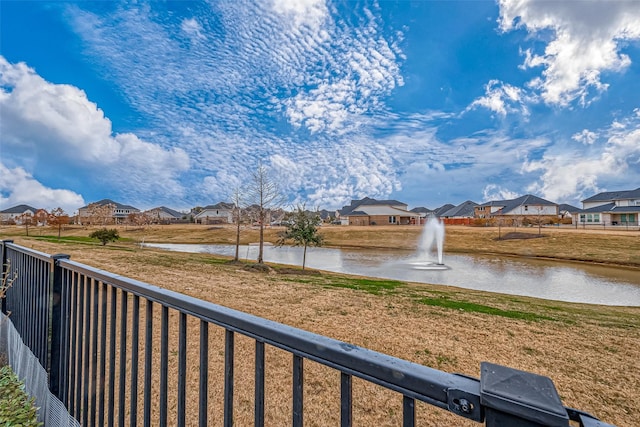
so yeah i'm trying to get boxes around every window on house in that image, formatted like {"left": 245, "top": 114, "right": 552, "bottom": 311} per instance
{"left": 587, "top": 214, "right": 593, "bottom": 222}
{"left": 524, "top": 205, "right": 528, "bottom": 211}
{"left": 594, "top": 214, "right": 600, "bottom": 222}
{"left": 389, "top": 216, "right": 396, "bottom": 224}
{"left": 621, "top": 214, "right": 627, "bottom": 223}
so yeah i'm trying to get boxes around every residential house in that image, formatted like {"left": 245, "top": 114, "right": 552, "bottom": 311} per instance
{"left": 577, "top": 187, "right": 640, "bottom": 226}
{"left": 439, "top": 200, "right": 478, "bottom": 225}
{"left": 410, "top": 206, "right": 433, "bottom": 216}
{"left": 558, "top": 204, "right": 581, "bottom": 224}
{"left": 78, "top": 199, "right": 140, "bottom": 224}
{"left": 433, "top": 204, "right": 455, "bottom": 217}
{"left": 194, "top": 202, "right": 235, "bottom": 224}
{"left": 337, "top": 197, "right": 422, "bottom": 226}
{"left": 145, "top": 206, "right": 185, "bottom": 223}
{"left": 475, "top": 195, "right": 558, "bottom": 224}
{"left": 0, "top": 204, "right": 39, "bottom": 224}
{"left": 34, "top": 209, "right": 50, "bottom": 226}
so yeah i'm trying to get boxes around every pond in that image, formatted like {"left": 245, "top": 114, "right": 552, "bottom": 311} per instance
{"left": 143, "top": 243, "right": 640, "bottom": 307}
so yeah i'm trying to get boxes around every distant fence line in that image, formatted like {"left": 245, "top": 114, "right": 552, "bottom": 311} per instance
{"left": 0, "top": 239, "right": 615, "bottom": 426}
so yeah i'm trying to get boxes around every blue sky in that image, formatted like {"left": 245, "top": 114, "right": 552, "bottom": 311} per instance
{"left": 1, "top": 0, "right": 639, "bottom": 215}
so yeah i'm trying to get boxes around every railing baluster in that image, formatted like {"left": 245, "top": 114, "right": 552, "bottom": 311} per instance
{"left": 75, "top": 275, "right": 85, "bottom": 421}
{"left": 25, "top": 254, "right": 32, "bottom": 353}
{"left": 341, "top": 372, "right": 352, "bottom": 427}
{"left": 118, "top": 290, "right": 128, "bottom": 427}
{"left": 255, "top": 340, "right": 265, "bottom": 427}
{"left": 224, "top": 330, "right": 234, "bottom": 427}
{"left": 108, "top": 286, "right": 117, "bottom": 427}
{"left": 91, "top": 278, "right": 99, "bottom": 426}
{"left": 144, "top": 301, "right": 153, "bottom": 427}
{"left": 403, "top": 395, "right": 415, "bottom": 427}
{"left": 293, "top": 354, "right": 304, "bottom": 427}
{"left": 99, "top": 282, "right": 108, "bottom": 427}
{"left": 178, "top": 312, "right": 187, "bottom": 427}
{"left": 160, "top": 305, "right": 169, "bottom": 426}
{"left": 57, "top": 267, "right": 70, "bottom": 405}
{"left": 199, "top": 320, "right": 208, "bottom": 427}
{"left": 42, "top": 258, "right": 49, "bottom": 367}
{"left": 82, "top": 276, "right": 92, "bottom": 427}
{"left": 68, "top": 271, "right": 79, "bottom": 416}
{"left": 131, "top": 294, "right": 140, "bottom": 427}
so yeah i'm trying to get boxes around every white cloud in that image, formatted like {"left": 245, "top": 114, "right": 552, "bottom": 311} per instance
{"left": 571, "top": 129, "right": 598, "bottom": 145}
{"left": 0, "top": 163, "right": 85, "bottom": 213}
{"left": 498, "top": 0, "right": 640, "bottom": 106}
{"left": 467, "top": 79, "right": 530, "bottom": 117}
{"left": 482, "top": 184, "right": 520, "bottom": 202}
{"left": 271, "top": 0, "right": 328, "bottom": 33}
{"left": 181, "top": 18, "right": 205, "bottom": 41}
{"left": 60, "top": 1, "right": 405, "bottom": 208}
{"left": 523, "top": 114, "right": 640, "bottom": 203}
{"left": 0, "top": 56, "right": 190, "bottom": 203}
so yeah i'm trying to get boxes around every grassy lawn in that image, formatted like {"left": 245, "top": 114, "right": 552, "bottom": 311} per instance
{"left": 1, "top": 223, "right": 638, "bottom": 426}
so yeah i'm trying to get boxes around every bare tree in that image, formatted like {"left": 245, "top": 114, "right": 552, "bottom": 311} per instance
{"left": 85, "top": 202, "right": 115, "bottom": 226}
{"left": 246, "top": 163, "right": 286, "bottom": 264}
{"left": 18, "top": 212, "right": 33, "bottom": 236}
{"left": 230, "top": 187, "right": 245, "bottom": 262}
{"left": 48, "top": 207, "right": 70, "bottom": 239}
{"left": 127, "top": 212, "right": 152, "bottom": 228}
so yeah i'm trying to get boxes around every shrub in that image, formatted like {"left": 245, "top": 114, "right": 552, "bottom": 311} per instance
{"left": 0, "top": 365, "right": 42, "bottom": 426}
{"left": 89, "top": 228, "right": 120, "bottom": 246}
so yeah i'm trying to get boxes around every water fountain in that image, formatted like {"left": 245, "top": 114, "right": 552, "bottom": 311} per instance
{"left": 411, "top": 215, "right": 448, "bottom": 270}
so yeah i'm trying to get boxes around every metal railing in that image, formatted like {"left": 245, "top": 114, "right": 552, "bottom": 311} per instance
{"left": 1, "top": 240, "right": 615, "bottom": 426}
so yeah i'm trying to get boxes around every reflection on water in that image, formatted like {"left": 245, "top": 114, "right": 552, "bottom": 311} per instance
{"left": 143, "top": 243, "right": 640, "bottom": 307}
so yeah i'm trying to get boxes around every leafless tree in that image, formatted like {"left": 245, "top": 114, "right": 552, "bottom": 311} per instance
{"left": 246, "top": 163, "right": 286, "bottom": 264}
{"left": 230, "top": 187, "right": 245, "bottom": 262}
{"left": 127, "top": 212, "right": 152, "bottom": 228}
{"left": 85, "top": 202, "right": 115, "bottom": 226}
{"left": 18, "top": 212, "right": 33, "bottom": 236}
{"left": 48, "top": 207, "right": 70, "bottom": 238}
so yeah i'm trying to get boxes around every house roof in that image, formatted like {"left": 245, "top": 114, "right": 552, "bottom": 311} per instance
{"left": 481, "top": 194, "right": 556, "bottom": 215}
{"left": 433, "top": 204, "right": 455, "bottom": 216}
{"left": 502, "top": 195, "right": 557, "bottom": 214}
{"left": 202, "top": 202, "right": 235, "bottom": 210}
{"left": 558, "top": 203, "right": 581, "bottom": 213}
{"left": 339, "top": 197, "right": 408, "bottom": 216}
{"left": 410, "top": 207, "right": 433, "bottom": 214}
{"left": 440, "top": 200, "right": 478, "bottom": 218}
{"left": 354, "top": 197, "right": 406, "bottom": 207}
{"left": 148, "top": 206, "right": 183, "bottom": 218}
{"left": 580, "top": 203, "right": 640, "bottom": 213}
{"left": 582, "top": 187, "right": 640, "bottom": 203}
{"left": 477, "top": 200, "right": 508, "bottom": 208}
{"left": 0, "top": 204, "right": 39, "bottom": 214}
{"left": 80, "top": 199, "right": 139, "bottom": 211}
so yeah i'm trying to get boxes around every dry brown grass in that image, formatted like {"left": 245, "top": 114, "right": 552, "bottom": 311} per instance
{"left": 1, "top": 224, "right": 639, "bottom": 426}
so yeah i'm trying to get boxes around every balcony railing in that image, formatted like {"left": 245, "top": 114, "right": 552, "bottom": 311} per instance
{"left": 1, "top": 240, "right": 615, "bottom": 426}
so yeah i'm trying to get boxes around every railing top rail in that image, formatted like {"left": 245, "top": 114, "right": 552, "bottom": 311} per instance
{"left": 3, "top": 241, "right": 53, "bottom": 263}
{"left": 57, "top": 257, "right": 478, "bottom": 415}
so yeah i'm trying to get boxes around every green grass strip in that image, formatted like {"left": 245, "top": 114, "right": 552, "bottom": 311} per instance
{"left": 417, "top": 297, "right": 554, "bottom": 321}
{"left": 323, "top": 278, "right": 404, "bottom": 295}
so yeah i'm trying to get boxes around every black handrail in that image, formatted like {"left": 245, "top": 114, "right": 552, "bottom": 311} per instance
{"left": 1, "top": 240, "right": 615, "bottom": 426}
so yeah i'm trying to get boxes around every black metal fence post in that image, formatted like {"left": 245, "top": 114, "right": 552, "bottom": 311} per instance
{"left": 1, "top": 240, "right": 14, "bottom": 315}
{"left": 50, "top": 253, "right": 70, "bottom": 398}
